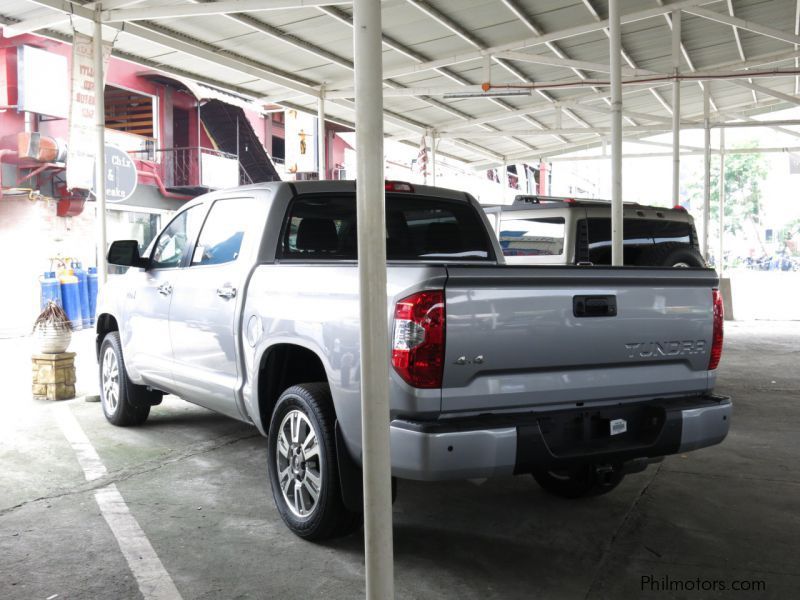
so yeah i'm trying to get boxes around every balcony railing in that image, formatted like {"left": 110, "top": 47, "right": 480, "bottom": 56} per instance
{"left": 130, "top": 146, "right": 252, "bottom": 190}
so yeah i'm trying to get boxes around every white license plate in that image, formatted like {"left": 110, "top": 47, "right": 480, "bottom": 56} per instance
{"left": 610, "top": 418, "right": 627, "bottom": 436}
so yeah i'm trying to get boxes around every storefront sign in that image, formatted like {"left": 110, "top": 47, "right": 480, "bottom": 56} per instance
{"left": 17, "top": 45, "right": 68, "bottom": 119}
{"left": 93, "top": 145, "right": 138, "bottom": 203}
{"left": 66, "top": 32, "right": 111, "bottom": 191}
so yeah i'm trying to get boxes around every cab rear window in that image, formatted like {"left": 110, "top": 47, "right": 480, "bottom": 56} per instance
{"left": 280, "top": 194, "right": 494, "bottom": 261}
{"left": 499, "top": 217, "right": 565, "bottom": 256}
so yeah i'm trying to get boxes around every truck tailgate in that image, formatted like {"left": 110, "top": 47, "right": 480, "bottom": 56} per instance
{"left": 442, "top": 266, "right": 717, "bottom": 413}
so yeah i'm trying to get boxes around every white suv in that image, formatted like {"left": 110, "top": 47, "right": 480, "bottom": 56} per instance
{"left": 485, "top": 195, "right": 706, "bottom": 267}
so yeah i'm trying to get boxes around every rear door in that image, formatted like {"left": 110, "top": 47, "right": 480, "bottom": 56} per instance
{"left": 441, "top": 266, "right": 717, "bottom": 413}
{"left": 169, "top": 196, "right": 263, "bottom": 418}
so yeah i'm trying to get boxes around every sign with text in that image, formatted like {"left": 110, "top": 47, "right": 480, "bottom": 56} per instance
{"left": 66, "top": 32, "right": 111, "bottom": 191}
{"left": 93, "top": 145, "right": 138, "bottom": 203}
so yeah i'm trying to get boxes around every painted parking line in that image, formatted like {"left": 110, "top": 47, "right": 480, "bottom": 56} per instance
{"left": 54, "top": 404, "right": 183, "bottom": 600}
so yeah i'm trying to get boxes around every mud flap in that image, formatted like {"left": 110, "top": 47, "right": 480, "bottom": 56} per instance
{"left": 335, "top": 421, "right": 396, "bottom": 513}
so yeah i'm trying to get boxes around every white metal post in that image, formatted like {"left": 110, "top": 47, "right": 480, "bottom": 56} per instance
{"left": 318, "top": 90, "right": 326, "bottom": 179}
{"left": 718, "top": 127, "right": 726, "bottom": 275}
{"left": 94, "top": 18, "right": 108, "bottom": 284}
{"left": 671, "top": 10, "right": 681, "bottom": 205}
{"left": 609, "top": 0, "right": 623, "bottom": 266}
{"left": 702, "top": 85, "right": 711, "bottom": 260}
{"left": 502, "top": 162, "right": 508, "bottom": 203}
{"left": 353, "top": 0, "right": 394, "bottom": 598}
{"left": 431, "top": 131, "right": 437, "bottom": 186}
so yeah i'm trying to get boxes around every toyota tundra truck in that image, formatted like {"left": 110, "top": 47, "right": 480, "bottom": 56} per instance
{"left": 97, "top": 180, "right": 730, "bottom": 541}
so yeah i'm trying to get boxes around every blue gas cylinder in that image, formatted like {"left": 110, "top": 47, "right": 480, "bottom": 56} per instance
{"left": 72, "top": 261, "right": 91, "bottom": 329}
{"left": 59, "top": 270, "right": 83, "bottom": 331}
{"left": 40, "top": 271, "right": 63, "bottom": 310}
{"left": 87, "top": 266, "right": 98, "bottom": 326}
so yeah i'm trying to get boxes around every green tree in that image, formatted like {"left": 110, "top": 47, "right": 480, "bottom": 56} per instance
{"left": 687, "top": 142, "right": 767, "bottom": 234}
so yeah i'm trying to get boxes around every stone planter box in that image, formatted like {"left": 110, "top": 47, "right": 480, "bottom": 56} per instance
{"left": 32, "top": 352, "right": 76, "bottom": 401}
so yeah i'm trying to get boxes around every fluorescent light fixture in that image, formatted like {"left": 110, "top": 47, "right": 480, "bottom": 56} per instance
{"left": 443, "top": 89, "right": 532, "bottom": 99}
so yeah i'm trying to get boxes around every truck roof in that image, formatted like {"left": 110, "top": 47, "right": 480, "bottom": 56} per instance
{"left": 208, "top": 179, "right": 473, "bottom": 203}
{"left": 485, "top": 194, "right": 687, "bottom": 215}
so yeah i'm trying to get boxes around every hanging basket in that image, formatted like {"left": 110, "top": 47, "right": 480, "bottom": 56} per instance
{"left": 33, "top": 301, "right": 73, "bottom": 354}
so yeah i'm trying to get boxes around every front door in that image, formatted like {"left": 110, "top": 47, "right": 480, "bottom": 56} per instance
{"left": 169, "top": 197, "right": 259, "bottom": 418}
{"left": 126, "top": 205, "right": 205, "bottom": 391}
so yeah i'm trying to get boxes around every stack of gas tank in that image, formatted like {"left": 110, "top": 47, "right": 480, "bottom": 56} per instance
{"left": 38, "top": 260, "right": 99, "bottom": 330}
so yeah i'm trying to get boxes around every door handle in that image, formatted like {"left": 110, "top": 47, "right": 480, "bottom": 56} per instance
{"left": 157, "top": 282, "right": 173, "bottom": 296}
{"left": 216, "top": 285, "right": 237, "bottom": 300}
{"left": 573, "top": 295, "right": 617, "bottom": 317}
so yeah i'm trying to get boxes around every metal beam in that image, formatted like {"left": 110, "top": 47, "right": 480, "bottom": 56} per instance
{"left": 610, "top": 0, "right": 624, "bottom": 267}
{"left": 718, "top": 127, "right": 726, "bottom": 274}
{"left": 493, "top": 50, "right": 643, "bottom": 76}
{"left": 26, "top": 0, "right": 324, "bottom": 98}
{"left": 103, "top": 0, "right": 355, "bottom": 22}
{"left": 729, "top": 79, "right": 800, "bottom": 106}
{"left": 312, "top": 4, "right": 542, "bottom": 156}
{"left": 725, "top": 0, "right": 758, "bottom": 104}
{"left": 685, "top": 6, "right": 800, "bottom": 46}
{"left": 517, "top": 145, "right": 800, "bottom": 161}
{"left": 703, "top": 85, "right": 711, "bottom": 259}
{"left": 352, "top": 1, "right": 394, "bottom": 598}
{"left": 583, "top": 0, "right": 674, "bottom": 119}
{"left": 435, "top": 127, "right": 674, "bottom": 138}
{"left": 672, "top": 10, "right": 681, "bottom": 204}
{"left": 95, "top": 17, "right": 108, "bottom": 285}
{"left": 4, "top": 0, "right": 143, "bottom": 37}
{"left": 327, "top": 0, "right": 720, "bottom": 87}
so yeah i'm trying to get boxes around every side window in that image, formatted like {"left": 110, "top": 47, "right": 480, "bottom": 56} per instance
{"left": 499, "top": 217, "right": 565, "bottom": 256}
{"left": 150, "top": 206, "right": 204, "bottom": 269}
{"left": 191, "top": 199, "right": 251, "bottom": 266}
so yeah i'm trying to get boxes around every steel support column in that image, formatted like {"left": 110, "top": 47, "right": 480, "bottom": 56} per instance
{"left": 431, "top": 132, "right": 437, "bottom": 186}
{"left": 353, "top": 0, "right": 394, "bottom": 598}
{"left": 718, "top": 128, "right": 726, "bottom": 274}
{"left": 672, "top": 10, "right": 681, "bottom": 204}
{"left": 609, "top": 0, "right": 623, "bottom": 266}
{"left": 318, "top": 90, "right": 326, "bottom": 179}
{"left": 94, "top": 19, "right": 108, "bottom": 284}
{"left": 702, "top": 85, "right": 711, "bottom": 260}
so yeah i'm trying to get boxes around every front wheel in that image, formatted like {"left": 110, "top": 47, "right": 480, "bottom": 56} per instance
{"left": 533, "top": 464, "right": 625, "bottom": 499}
{"left": 99, "top": 332, "right": 158, "bottom": 426}
{"left": 267, "top": 383, "right": 361, "bottom": 541}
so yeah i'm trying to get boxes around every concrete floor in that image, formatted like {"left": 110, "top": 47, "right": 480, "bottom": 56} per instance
{"left": 1, "top": 322, "right": 799, "bottom": 599}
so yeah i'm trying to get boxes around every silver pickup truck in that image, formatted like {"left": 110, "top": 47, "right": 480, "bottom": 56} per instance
{"left": 98, "top": 180, "right": 731, "bottom": 541}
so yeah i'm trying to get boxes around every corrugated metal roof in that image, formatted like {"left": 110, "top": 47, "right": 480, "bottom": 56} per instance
{"left": 2, "top": 0, "right": 799, "bottom": 165}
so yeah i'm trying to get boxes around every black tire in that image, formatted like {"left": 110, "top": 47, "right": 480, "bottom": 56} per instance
{"left": 533, "top": 464, "right": 625, "bottom": 499}
{"left": 99, "top": 332, "right": 158, "bottom": 426}
{"left": 267, "top": 383, "right": 361, "bottom": 541}
{"left": 635, "top": 242, "right": 706, "bottom": 268}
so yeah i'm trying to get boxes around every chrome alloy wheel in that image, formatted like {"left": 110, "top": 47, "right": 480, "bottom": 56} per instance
{"left": 102, "top": 347, "right": 120, "bottom": 413}
{"left": 673, "top": 262, "right": 691, "bottom": 267}
{"left": 276, "top": 409, "right": 322, "bottom": 518}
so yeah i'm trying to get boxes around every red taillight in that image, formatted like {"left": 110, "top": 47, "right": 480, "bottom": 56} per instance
{"left": 385, "top": 180, "right": 415, "bottom": 193}
{"left": 709, "top": 288, "right": 724, "bottom": 370}
{"left": 673, "top": 205, "right": 687, "bottom": 211}
{"left": 391, "top": 290, "right": 445, "bottom": 388}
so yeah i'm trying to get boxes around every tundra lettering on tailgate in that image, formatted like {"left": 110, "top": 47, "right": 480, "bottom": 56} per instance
{"left": 624, "top": 340, "right": 707, "bottom": 359}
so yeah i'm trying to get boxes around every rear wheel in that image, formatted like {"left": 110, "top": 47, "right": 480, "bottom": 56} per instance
{"left": 635, "top": 242, "right": 706, "bottom": 268}
{"left": 533, "top": 464, "right": 625, "bottom": 499}
{"left": 99, "top": 332, "right": 159, "bottom": 426}
{"left": 267, "top": 383, "right": 361, "bottom": 541}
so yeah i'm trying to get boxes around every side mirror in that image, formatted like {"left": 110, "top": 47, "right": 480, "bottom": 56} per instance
{"left": 108, "top": 240, "right": 148, "bottom": 268}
